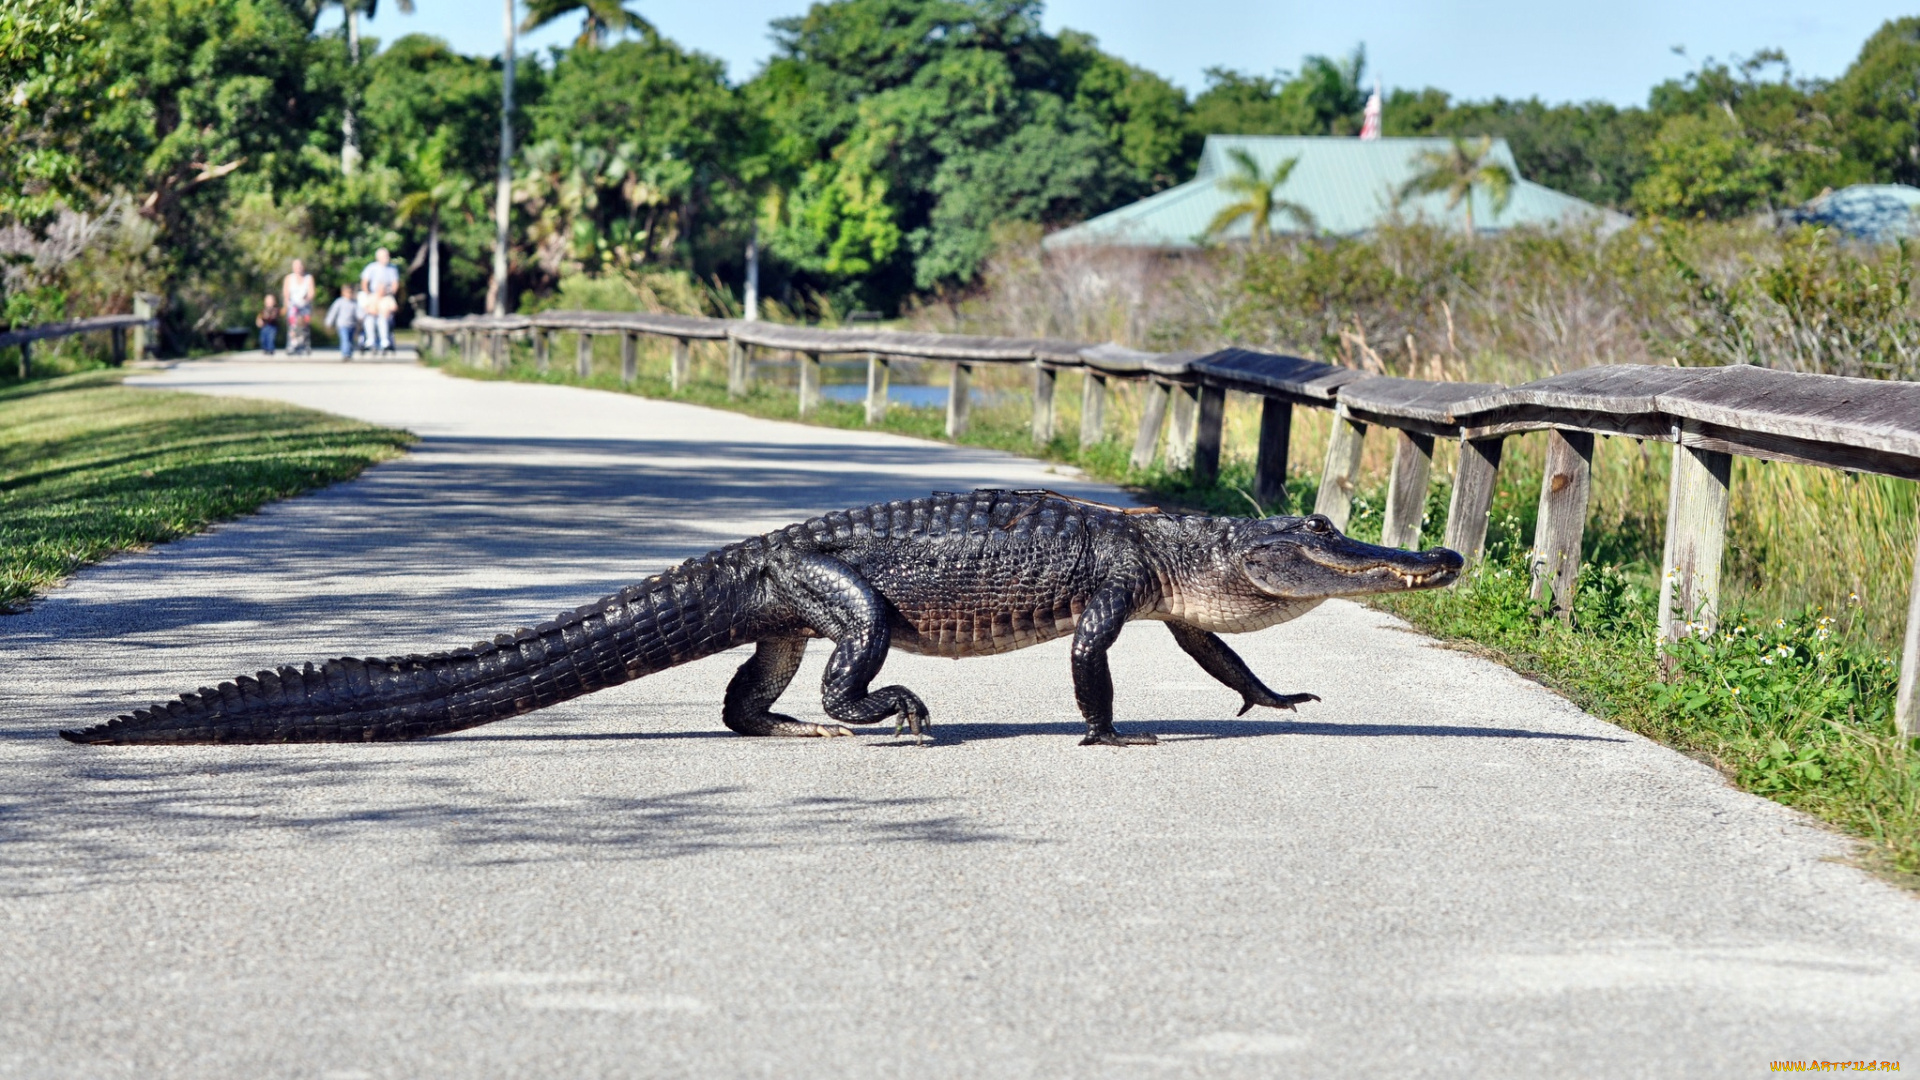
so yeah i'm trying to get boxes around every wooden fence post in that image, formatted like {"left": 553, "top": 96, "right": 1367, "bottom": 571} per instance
{"left": 17, "top": 338, "right": 30, "bottom": 379}
{"left": 1193, "top": 385, "right": 1227, "bottom": 484}
{"left": 946, "top": 362, "right": 972, "bottom": 437}
{"left": 534, "top": 330, "right": 550, "bottom": 371}
{"left": 670, "top": 338, "right": 690, "bottom": 391}
{"left": 1165, "top": 384, "right": 1200, "bottom": 470}
{"left": 1898, "top": 504, "right": 1920, "bottom": 739}
{"left": 1313, "top": 406, "right": 1368, "bottom": 531}
{"left": 1254, "top": 397, "right": 1293, "bottom": 510}
{"left": 620, "top": 332, "right": 637, "bottom": 383}
{"left": 491, "top": 331, "right": 506, "bottom": 372}
{"left": 133, "top": 293, "right": 156, "bottom": 359}
{"left": 865, "top": 354, "right": 889, "bottom": 424}
{"left": 727, "top": 339, "right": 749, "bottom": 397}
{"left": 575, "top": 331, "right": 592, "bottom": 378}
{"left": 1528, "top": 428, "right": 1594, "bottom": 618}
{"left": 1130, "top": 380, "right": 1172, "bottom": 470}
{"left": 1031, "top": 363, "right": 1056, "bottom": 444}
{"left": 1443, "top": 436, "right": 1505, "bottom": 568}
{"left": 799, "top": 351, "right": 822, "bottom": 417}
{"left": 1381, "top": 429, "right": 1436, "bottom": 549}
{"left": 110, "top": 327, "right": 126, "bottom": 366}
{"left": 1080, "top": 372, "right": 1108, "bottom": 446}
{"left": 1656, "top": 441, "right": 1733, "bottom": 644}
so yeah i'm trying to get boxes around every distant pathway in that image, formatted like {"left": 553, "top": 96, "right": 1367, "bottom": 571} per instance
{"left": 2, "top": 355, "right": 1915, "bottom": 1078}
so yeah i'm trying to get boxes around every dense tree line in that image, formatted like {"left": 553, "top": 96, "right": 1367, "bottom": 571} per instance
{"left": 5, "top": 0, "right": 1920, "bottom": 337}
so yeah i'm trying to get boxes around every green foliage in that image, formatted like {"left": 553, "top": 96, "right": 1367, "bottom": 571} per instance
{"left": 520, "top": 0, "right": 648, "bottom": 50}
{"left": 1827, "top": 18, "right": 1920, "bottom": 187}
{"left": 0, "top": 370, "right": 411, "bottom": 610}
{"left": 1189, "top": 47, "right": 1368, "bottom": 137}
{"left": 0, "top": 0, "right": 107, "bottom": 221}
{"left": 518, "top": 32, "right": 749, "bottom": 287}
{"left": 1633, "top": 111, "right": 1783, "bottom": 219}
{"left": 749, "top": 0, "right": 1182, "bottom": 309}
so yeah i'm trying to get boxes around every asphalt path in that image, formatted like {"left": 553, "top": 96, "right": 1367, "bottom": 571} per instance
{"left": 3, "top": 356, "right": 1917, "bottom": 1078}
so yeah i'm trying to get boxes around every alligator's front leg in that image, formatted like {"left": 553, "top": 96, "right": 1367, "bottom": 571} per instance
{"left": 723, "top": 638, "right": 853, "bottom": 737}
{"left": 1072, "top": 583, "right": 1158, "bottom": 746}
{"left": 1165, "top": 622, "right": 1320, "bottom": 716}
{"left": 768, "top": 551, "right": 931, "bottom": 738}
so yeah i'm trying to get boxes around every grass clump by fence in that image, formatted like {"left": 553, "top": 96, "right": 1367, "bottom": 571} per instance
{"left": 0, "top": 370, "right": 413, "bottom": 611}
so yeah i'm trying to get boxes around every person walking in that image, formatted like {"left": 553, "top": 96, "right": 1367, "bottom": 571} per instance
{"left": 255, "top": 293, "right": 280, "bottom": 355}
{"left": 324, "top": 284, "right": 361, "bottom": 361}
{"left": 360, "top": 247, "right": 402, "bottom": 354}
{"left": 282, "top": 259, "right": 316, "bottom": 355}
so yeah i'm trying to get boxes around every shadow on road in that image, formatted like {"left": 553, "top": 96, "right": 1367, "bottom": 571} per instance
{"left": 0, "top": 752, "right": 1019, "bottom": 899}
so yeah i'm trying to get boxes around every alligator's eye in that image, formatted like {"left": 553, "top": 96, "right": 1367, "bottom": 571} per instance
{"left": 1303, "top": 514, "right": 1334, "bottom": 534}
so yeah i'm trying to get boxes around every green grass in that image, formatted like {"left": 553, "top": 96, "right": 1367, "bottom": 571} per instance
{"left": 0, "top": 370, "right": 414, "bottom": 610}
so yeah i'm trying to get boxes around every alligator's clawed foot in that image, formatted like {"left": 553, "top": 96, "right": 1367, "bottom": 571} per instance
{"left": 1080, "top": 730, "right": 1160, "bottom": 747}
{"left": 1237, "top": 691, "right": 1321, "bottom": 716}
{"left": 891, "top": 708, "right": 933, "bottom": 744}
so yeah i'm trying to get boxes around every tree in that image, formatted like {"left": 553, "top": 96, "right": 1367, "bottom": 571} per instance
{"left": 1632, "top": 111, "right": 1782, "bottom": 219}
{"left": 747, "top": 0, "right": 1159, "bottom": 310}
{"left": 523, "top": 32, "right": 749, "bottom": 284}
{"left": 1189, "top": 46, "right": 1367, "bottom": 137}
{"left": 1399, "top": 135, "right": 1516, "bottom": 233}
{"left": 396, "top": 127, "right": 477, "bottom": 315}
{"left": 521, "top": 0, "right": 648, "bottom": 50}
{"left": 299, "top": 0, "right": 415, "bottom": 174}
{"left": 1826, "top": 18, "right": 1920, "bottom": 187}
{"left": 1205, "top": 149, "right": 1313, "bottom": 245}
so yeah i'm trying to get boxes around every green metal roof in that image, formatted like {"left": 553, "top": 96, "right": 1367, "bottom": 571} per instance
{"left": 1044, "top": 136, "right": 1628, "bottom": 249}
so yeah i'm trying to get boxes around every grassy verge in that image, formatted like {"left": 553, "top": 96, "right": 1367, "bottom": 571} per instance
{"left": 434, "top": 344, "right": 1918, "bottom": 886}
{"left": 1, "top": 370, "right": 414, "bottom": 610}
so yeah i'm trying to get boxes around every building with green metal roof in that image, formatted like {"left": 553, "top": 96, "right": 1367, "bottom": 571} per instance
{"left": 1043, "top": 135, "right": 1628, "bottom": 250}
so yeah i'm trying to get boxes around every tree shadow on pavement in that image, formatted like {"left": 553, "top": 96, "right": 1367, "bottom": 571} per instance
{"left": 0, "top": 752, "right": 1018, "bottom": 900}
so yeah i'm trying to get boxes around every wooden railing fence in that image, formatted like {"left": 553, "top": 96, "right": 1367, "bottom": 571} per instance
{"left": 416, "top": 310, "right": 1920, "bottom": 738}
{"left": 0, "top": 294, "right": 161, "bottom": 378}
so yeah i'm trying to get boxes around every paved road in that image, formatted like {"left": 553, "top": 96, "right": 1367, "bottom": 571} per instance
{"left": 4, "top": 357, "right": 1917, "bottom": 1078}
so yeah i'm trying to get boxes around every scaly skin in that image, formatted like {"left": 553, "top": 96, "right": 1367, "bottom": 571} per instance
{"left": 60, "top": 489, "right": 1463, "bottom": 747}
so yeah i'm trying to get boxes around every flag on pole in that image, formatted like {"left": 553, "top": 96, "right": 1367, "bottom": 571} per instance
{"left": 1360, "top": 79, "right": 1382, "bottom": 140}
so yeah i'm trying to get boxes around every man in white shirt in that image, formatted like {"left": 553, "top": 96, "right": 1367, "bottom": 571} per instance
{"left": 359, "top": 248, "right": 401, "bottom": 353}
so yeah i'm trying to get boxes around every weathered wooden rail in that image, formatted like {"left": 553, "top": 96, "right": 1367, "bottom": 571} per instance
{"left": 413, "top": 309, "right": 1920, "bottom": 736}
{"left": 0, "top": 302, "right": 160, "bottom": 378}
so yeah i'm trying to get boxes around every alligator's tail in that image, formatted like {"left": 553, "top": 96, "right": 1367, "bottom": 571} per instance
{"left": 61, "top": 551, "right": 762, "bottom": 745}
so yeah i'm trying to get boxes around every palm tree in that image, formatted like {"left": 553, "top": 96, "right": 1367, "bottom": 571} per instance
{"left": 304, "top": 0, "right": 415, "bottom": 175}
{"left": 1399, "top": 135, "right": 1517, "bottom": 234}
{"left": 520, "top": 0, "right": 649, "bottom": 49}
{"left": 397, "top": 129, "right": 477, "bottom": 317}
{"left": 1205, "top": 149, "right": 1316, "bottom": 246}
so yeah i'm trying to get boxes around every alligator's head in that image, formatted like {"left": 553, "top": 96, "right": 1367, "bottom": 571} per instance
{"left": 1238, "top": 514, "right": 1463, "bottom": 600}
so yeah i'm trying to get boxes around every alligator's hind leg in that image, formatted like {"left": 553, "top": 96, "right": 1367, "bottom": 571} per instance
{"left": 768, "top": 552, "right": 931, "bottom": 738}
{"left": 1166, "top": 622, "right": 1319, "bottom": 716}
{"left": 723, "top": 638, "right": 852, "bottom": 737}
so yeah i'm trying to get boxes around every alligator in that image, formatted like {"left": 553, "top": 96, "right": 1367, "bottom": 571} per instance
{"left": 61, "top": 489, "right": 1463, "bottom": 748}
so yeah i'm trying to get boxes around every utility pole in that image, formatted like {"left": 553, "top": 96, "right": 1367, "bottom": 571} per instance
{"left": 491, "top": 0, "right": 515, "bottom": 316}
{"left": 743, "top": 223, "right": 759, "bottom": 322}
{"left": 341, "top": 3, "right": 361, "bottom": 175}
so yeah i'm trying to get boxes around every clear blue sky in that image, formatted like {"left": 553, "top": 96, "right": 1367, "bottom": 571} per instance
{"left": 330, "top": 1, "right": 1908, "bottom": 107}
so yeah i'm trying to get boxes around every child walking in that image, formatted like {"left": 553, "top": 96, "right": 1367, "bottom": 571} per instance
{"left": 324, "top": 285, "right": 361, "bottom": 361}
